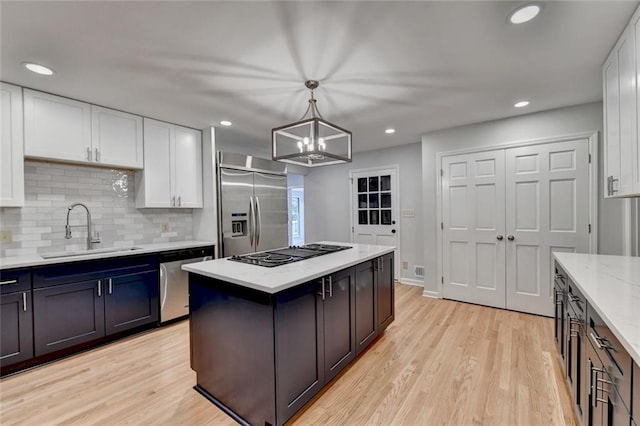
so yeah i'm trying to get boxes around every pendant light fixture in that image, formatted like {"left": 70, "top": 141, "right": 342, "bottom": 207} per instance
{"left": 272, "top": 80, "right": 352, "bottom": 167}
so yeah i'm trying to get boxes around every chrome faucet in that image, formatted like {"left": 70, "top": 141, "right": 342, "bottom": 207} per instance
{"left": 65, "top": 203, "right": 101, "bottom": 250}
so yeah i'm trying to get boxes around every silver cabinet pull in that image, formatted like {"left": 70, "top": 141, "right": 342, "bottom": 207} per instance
{"left": 328, "top": 276, "right": 333, "bottom": 298}
{"left": 379, "top": 257, "right": 383, "bottom": 272}
{"left": 0, "top": 279, "right": 18, "bottom": 286}
{"left": 607, "top": 176, "right": 619, "bottom": 195}
{"left": 87, "top": 147, "right": 92, "bottom": 161}
{"left": 95, "top": 148, "right": 100, "bottom": 162}
{"left": 507, "top": 235, "right": 515, "bottom": 241}
{"left": 171, "top": 196, "right": 176, "bottom": 207}
{"left": 317, "top": 278, "right": 326, "bottom": 300}
{"left": 177, "top": 196, "right": 181, "bottom": 207}
{"left": 97, "top": 279, "right": 102, "bottom": 297}
{"left": 108, "top": 278, "right": 113, "bottom": 295}
{"left": 22, "top": 292, "right": 27, "bottom": 312}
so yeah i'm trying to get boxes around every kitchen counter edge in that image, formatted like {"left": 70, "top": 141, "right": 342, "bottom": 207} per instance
{"left": 554, "top": 252, "right": 640, "bottom": 366}
{"left": 0, "top": 240, "right": 216, "bottom": 270}
{"left": 183, "top": 242, "right": 395, "bottom": 294}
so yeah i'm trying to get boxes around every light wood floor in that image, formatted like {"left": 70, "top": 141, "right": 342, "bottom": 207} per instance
{"left": 0, "top": 284, "right": 576, "bottom": 425}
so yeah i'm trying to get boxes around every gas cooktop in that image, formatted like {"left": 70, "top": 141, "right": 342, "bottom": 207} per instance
{"left": 228, "top": 244, "right": 352, "bottom": 268}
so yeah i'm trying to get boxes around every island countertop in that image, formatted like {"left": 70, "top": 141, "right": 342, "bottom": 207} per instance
{"left": 554, "top": 252, "right": 640, "bottom": 366}
{"left": 182, "top": 242, "right": 395, "bottom": 294}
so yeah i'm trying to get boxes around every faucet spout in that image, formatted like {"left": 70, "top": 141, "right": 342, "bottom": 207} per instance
{"left": 65, "top": 203, "right": 101, "bottom": 250}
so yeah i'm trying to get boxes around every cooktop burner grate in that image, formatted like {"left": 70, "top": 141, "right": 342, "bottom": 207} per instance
{"left": 228, "top": 243, "right": 352, "bottom": 267}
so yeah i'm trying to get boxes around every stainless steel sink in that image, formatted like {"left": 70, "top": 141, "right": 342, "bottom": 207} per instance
{"left": 41, "top": 247, "right": 143, "bottom": 259}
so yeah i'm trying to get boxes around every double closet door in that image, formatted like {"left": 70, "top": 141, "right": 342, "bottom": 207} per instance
{"left": 441, "top": 138, "right": 590, "bottom": 317}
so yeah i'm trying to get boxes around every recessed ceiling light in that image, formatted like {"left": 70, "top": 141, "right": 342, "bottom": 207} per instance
{"left": 508, "top": 4, "right": 541, "bottom": 24}
{"left": 220, "top": 120, "right": 232, "bottom": 126}
{"left": 514, "top": 100, "right": 530, "bottom": 108}
{"left": 385, "top": 128, "right": 395, "bottom": 134}
{"left": 22, "top": 62, "right": 55, "bottom": 76}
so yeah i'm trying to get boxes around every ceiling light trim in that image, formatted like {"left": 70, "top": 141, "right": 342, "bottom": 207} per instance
{"left": 507, "top": 3, "right": 541, "bottom": 24}
{"left": 22, "top": 62, "right": 55, "bottom": 76}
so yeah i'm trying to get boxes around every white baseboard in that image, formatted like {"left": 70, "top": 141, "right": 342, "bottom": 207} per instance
{"left": 397, "top": 278, "right": 424, "bottom": 287}
{"left": 422, "top": 289, "right": 440, "bottom": 299}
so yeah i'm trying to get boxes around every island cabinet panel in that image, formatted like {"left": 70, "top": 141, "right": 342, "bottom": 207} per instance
{"left": 0, "top": 291, "right": 33, "bottom": 367}
{"left": 322, "top": 267, "right": 356, "bottom": 383}
{"left": 355, "top": 260, "right": 377, "bottom": 355}
{"left": 274, "top": 281, "right": 324, "bottom": 426}
{"left": 633, "top": 362, "right": 639, "bottom": 425}
{"left": 33, "top": 280, "right": 106, "bottom": 356}
{"left": 377, "top": 252, "right": 395, "bottom": 330}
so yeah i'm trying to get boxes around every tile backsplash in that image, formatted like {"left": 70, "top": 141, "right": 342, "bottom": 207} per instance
{"left": 0, "top": 161, "right": 194, "bottom": 257}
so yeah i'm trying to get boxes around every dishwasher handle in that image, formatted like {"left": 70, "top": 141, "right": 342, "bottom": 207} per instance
{"left": 160, "top": 263, "right": 168, "bottom": 312}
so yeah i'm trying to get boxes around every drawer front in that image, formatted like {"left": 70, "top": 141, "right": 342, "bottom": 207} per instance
{"left": 0, "top": 268, "right": 31, "bottom": 294}
{"left": 33, "top": 255, "right": 158, "bottom": 289}
{"left": 587, "top": 306, "right": 632, "bottom": 411}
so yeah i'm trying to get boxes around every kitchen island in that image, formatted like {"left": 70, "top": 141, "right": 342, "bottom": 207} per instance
{"left": 183, "top": 242, "right": 395, "bottom": 426}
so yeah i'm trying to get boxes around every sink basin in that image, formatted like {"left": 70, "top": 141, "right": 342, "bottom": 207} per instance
{"left": 41, "top": 247, "right": 143, "bottom": 259}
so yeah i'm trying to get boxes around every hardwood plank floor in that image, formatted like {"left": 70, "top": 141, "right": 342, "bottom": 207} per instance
{"left": 0, "top": 284, "right": 575, "bottom": 425}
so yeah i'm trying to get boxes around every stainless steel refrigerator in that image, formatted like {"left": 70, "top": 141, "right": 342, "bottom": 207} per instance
{"left": 218, "top": 152, "right": 288, "bottom": 257}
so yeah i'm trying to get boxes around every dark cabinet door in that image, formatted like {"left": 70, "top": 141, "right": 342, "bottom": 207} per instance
{"left": 323, "top": 267, "right": 356, "bottom": 383}
{"left": 376, "top": 253, "right": 394, "bottom": 330}
{"left": 0, "top": 291, "right": 33, "bottom": 367}
{"left": 354, "top": 260, "right": 377, "bottom": 356}
{"left": 633, "top": 362, "right": 639, "bottom": 426}
{"left": 275, "top": 281, "right": 324, "bottom": 426}
{"left": 33, "top": 280, "right": 105, "bottom": 356}
{"left": 104, "top": 270, "right": 159, "bottom": 335}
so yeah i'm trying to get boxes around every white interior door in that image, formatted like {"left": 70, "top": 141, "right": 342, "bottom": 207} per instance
{"left": 441, "top": 150, "right": 506, "bottom": 309}
{"left": 351, "top": 167, "right": 400, "bottom": 277}
{"left": 505, "top": 139, "right": 590, "bottom": 316}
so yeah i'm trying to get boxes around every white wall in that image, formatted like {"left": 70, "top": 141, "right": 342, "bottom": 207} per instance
{"left": 421, "top": 102, "right": 628, "bottom": 294}
{"left": 305, "top": 142, "right": 423, "bottom": 284}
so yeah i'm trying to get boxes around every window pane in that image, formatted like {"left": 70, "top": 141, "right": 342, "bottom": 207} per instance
{"left": 358, "top": 210, "right": 368, "bottom": 225}
{"left": 381, "top": 210, "right": 392, "bottom": 225}
{"left": 368, "top": 176, "right": 379, "bottom": 192}
{"left": 358, "top": 178, "right": 367, "bottom": 193}
{"left": 369, "top": 194, "right": 379, "bottom": 208}
{"left": 380, "top": 175, "right": 391, "bottom": 191}
{"left": 358, "top": 194, "right": 367, "bottom": 208}
{"left": 381, "top": 192, "right": 391, "bottom": 208}
{"left": 369, "top": 210, "right": 379, "bottom": 225}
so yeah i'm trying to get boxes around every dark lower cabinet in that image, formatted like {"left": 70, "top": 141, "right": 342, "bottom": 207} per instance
{"left": 377, "top": 252, "right": 394, "bottom": 330}
{"left": 34, "top": 280, "right": 106, "bottom": 356}
{"left": 633, "top": 362, "right": 639, "bottom": 426}
{"left": 105, "top": 270, "right": 159, "bottom": 335}
{"left": 355, "top": 260, "right": 377, "bottom": 355}
{"left": 0, "top": 291, "right": 33, "bottom": 367}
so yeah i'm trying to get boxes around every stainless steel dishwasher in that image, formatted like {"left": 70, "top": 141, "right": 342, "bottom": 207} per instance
{"left": 159, "top": 246, "right": 214, "bottom": 323}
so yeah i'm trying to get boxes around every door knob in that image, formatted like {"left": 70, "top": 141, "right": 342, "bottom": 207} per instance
{"left": 391, "top": 229, "right": 396, "bottom": 234}
{"left": 507, "top": 235, "right": 515, "bottom": 241}
{"left": 497, "top": 235, "right": 504, "bottom": 240}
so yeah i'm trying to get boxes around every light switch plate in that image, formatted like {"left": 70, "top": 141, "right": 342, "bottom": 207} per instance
{"left": 401, "top": 209, "right": 415, "bottom": 218}
{"left": 161, "top": 223, "right": 170, "bottom": 232}
{"left": 402, "top": 261, "right": 408, "bottom": 270}
{"left": 0, "top": 230, "right": 13, "bottom": 244}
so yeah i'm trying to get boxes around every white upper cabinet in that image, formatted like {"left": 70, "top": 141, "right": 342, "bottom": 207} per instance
{"left": 136, "top": 118, "right": 202, "bottom": 209}
{"left": 91, "top": 106, "right": 143, "bottom": 169}
{"left": 23, "top": 89, "right": 143, "bottom": 169}
{"left": 603, "top": 5, "right": 640, "bottom": 197}
{"left": 0, "top": 82, "right": 24, "bottom": 207}
{"left": 24, "top": 89, "right": 91, "bottom": 163}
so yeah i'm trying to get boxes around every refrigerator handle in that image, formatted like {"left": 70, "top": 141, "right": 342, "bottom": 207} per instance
{"left": 249, "top": 195, "right": 255, "bottom": 247}
{"left": 255, "top": 196, "right": 262, "bottom": 248}
{"left": 160, "top": 264, "right": 168, "bottom": 312}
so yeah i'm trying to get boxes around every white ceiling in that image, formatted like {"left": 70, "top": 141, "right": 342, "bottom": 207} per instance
{"left": 1, "top": 1, "right": 638, "bottom": 154}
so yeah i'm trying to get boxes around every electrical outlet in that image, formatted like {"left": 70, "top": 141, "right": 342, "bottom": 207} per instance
{"left": 161, "top": 223, "right": 170, "bottom": 233}
{"left": 0, "top": 230, "right": 13, "bottom": 244}
{"left": 402, "top": 261, "right": 408, "bottom": 270}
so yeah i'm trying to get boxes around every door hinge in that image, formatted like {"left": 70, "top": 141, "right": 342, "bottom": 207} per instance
{"left": 441, "top": 276, "right": 444, "bottom": 284}
{"left": 440, "top": 169, "right": 444, "bottom": 177}
{"left": 588, "top": 224, "right": 591, "bottom": 233}
{"left": 441, "top": 222, "right": 443, "bottom": 230}
{"left": 349, "top": 177, "right": 354, "bottom": 183}
{"left": 352, "top": 226, "right": 354, "bottom": 233}
{"left": 588, "top": 154, "right": 592, "bottom": 164}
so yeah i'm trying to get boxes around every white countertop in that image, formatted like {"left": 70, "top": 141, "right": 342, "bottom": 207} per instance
{"left": 182, "top": 242, "right": 395, "bottom": 294}
{"left": 0, "top": 240, "right": 216, "bottom": 269}
{"left": 554, "top": 252, "right": 640, "bottom": 366}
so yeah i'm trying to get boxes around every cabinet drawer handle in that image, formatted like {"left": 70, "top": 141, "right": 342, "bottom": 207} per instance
{"left": 0, "top": 279, "right": 18, "bottom": 286}
{"left": 95, "top": 148, "right": 100, "bottom": 162}
{"left": 171, "top": 196, "right": 176, "bottom": 207}
{"left": 178, "top": 196, "right": 182, "bottom": 207}
{"left": 328, "top": 276, "right": 333, "bottom": 298}
{"left": 22, "top": 292, "right": 27, "bottom": 312}
{"left": 97, "top": 280, "right": 102, "bottom": 297}
{"left": 317, "top": 278, "right": 326, "bottom": 300}
{"left": 108, "top": 278, "right": 113, "bottom": 295}
{"left": 87, "top": 147, "right": 92, "bottom": 161}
